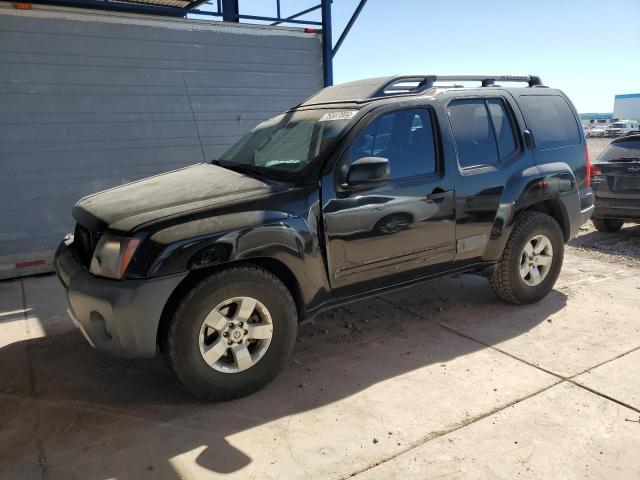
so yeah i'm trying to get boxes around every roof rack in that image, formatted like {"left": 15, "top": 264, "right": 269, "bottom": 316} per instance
{"left": 370, "top": 74, "right": 543, "bottom": 99}
{"left": 298, "top": 74, "right": 544, "bottom": 107}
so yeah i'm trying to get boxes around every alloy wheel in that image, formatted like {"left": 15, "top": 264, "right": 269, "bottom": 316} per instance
{"left": 198, "top": 296, "right": 273, "bottom": 373}
{"left": 519, "top": 234, "right": 554, "bottom": 287}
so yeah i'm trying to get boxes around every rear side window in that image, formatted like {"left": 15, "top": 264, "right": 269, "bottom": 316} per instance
{"left": 448, "top": 98, "right": 518, "bottom": 169}
{"left": 487, "top": 99, "right": 517, "bottom": 159}
{"left": 519, "top": 95, "right": 581, "bottom": 150}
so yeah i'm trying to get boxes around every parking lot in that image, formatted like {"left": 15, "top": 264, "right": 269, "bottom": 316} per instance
{"left": 1, "top": 141, "right": 639, "bottom": 480}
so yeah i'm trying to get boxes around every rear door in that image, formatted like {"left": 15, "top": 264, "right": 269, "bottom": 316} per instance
{"left": 441, "top": 92, "right": 534, "bottom": 263}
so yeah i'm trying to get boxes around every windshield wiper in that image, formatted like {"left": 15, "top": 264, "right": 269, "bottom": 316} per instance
{"left": 212, "top": 159, "right": 262, "bottom": 178}
{"left": 609, "top": 157, "right": 640, "bottom": 163}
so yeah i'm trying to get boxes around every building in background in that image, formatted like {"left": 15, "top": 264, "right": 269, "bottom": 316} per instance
{"left": 614, "top": 93, "right": 640, "bottom": 121}
{"left": 579, "top": 112, "right": 613, "bottom": 127}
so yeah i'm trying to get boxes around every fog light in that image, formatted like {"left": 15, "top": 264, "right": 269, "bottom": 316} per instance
{"left": 90, "top": 311, "right": 112, "bottom": 341}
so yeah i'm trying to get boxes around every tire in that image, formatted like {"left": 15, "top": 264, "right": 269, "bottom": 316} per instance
{"left": 489, "top": 211, "right": 564, "bottom": 305}
{"left": 161, "top": 265, "right": 298, "bottom": 401}
{"left": 592, "top": 217, "right": 624, "bottom": 233}
{"left": 374, "top": 213, "right": 412, "bottom": 235}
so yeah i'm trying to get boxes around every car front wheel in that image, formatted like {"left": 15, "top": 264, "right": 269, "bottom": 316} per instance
{"left": 161, "top": 265, "right": 298, "bottom": 401}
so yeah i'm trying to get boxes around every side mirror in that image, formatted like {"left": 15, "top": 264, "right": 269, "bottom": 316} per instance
{"left": 345, "top": 157, "right": 390, "bottom": 186}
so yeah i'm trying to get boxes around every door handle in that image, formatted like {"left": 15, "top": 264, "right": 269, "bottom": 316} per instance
{"left": 426, "top": 190, "right": 453, "bottom": 202}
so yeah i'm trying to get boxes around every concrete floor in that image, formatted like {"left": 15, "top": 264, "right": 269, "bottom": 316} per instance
{"left": 1, "top": 225, "right": 640, "bottom": 480}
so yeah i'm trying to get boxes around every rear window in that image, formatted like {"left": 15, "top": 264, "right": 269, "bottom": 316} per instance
{"left": 597, "top": 140, "right": 640, "bottom": 163}
{"left": 519, "top": 95, "right": 581, "bottom": 150}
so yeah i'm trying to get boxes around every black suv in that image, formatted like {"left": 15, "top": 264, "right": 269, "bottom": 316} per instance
{"left": 55, "top": 75, "right": 594, "bottom": 400}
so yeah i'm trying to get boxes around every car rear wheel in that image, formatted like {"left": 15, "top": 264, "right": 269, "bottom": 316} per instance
{"left": 374, "top": 213, "right": 412, "bottom": 235}
{"left": 161, "top": 265, "right": 297, "bottom": 401}
{"left": 592, "top": 217, "right": 624, "bottom": 233}
{"left": 489, "top": 211, "right": 564, "bottom": 304}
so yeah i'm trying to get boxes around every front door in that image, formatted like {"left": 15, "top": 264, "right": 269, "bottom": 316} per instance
{"left": 321, "top": 106, "right": 456, "bottom": 297}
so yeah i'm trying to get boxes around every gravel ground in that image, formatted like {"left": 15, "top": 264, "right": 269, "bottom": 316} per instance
{"left": 587, "top": 136, "right": 613, "bottom": 159}
{"left": 569, "top": 222, "right": 640, "bottom": 270}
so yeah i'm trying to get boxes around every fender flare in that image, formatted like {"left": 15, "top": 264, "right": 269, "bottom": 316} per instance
{"left": 483, "top": 162, "right": 578, "bottom": 261}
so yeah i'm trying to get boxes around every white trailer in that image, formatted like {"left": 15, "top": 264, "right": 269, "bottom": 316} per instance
{"left": 0, "top": 3, "right": 323, "bottom": 278}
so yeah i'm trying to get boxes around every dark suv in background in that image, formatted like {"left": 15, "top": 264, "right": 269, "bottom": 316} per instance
{"left": 55, "top": 74, "right": 593, "bottom": 400}
{"left": 591, "top": 134, "right": 640, "bottom": 231}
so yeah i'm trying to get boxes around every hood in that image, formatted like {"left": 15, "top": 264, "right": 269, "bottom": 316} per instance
{"left": 73, "top": 163, "right": 278, "bottom": 232}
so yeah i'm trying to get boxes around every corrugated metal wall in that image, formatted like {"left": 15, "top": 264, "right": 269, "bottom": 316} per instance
{"left": 0, "top": 5, "right": 323, "bottom": 278}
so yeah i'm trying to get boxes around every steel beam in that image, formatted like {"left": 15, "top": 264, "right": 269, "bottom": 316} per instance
{"left": 221, "top": 0, "right": 239, "bottom": 22}
{"left": 321, "top": 0, "right": 333, "bottom": 86}
{"left": 332, "top": 0, "right": 367, "bottom": 56}
{"left": 270, "top": 4, "right": 321, "bottom": 26}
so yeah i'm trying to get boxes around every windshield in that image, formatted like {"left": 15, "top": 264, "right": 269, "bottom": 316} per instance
{"left": 609, "top": 123, "right": 625, "bottom": 128}
{"left": 218, "top": 109, "right": 357, "bottom": 179}
{"left": 597, "top": 140, "right": 640, "bottom": 162}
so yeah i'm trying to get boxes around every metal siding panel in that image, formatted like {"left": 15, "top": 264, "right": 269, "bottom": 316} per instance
{"left": 613, "top": 96, "right": 640, "bottom": 121}
{"left": 0, "top": 9, "right": 323, "bottom": 278}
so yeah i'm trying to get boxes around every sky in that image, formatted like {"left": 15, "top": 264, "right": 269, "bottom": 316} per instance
{"left": 237, "top": 0, "right": 640, "bottom": 114}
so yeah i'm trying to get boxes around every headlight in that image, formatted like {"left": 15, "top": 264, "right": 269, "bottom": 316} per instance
{"left": 89, "top": 234, "right": 141, "bottom": 279}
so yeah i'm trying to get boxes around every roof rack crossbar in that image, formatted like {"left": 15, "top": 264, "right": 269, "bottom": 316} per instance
{"left": 430, "top": 75, "right": 543, "bottom": 87}
{"left": 367, "top": 74, "right": 543, "bottom": 100}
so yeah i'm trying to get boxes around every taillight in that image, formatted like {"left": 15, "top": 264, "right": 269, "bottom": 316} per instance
{"left": 590, "top": 165, "right": 602, "bottom": 176}
{"left": 585, "top": 144, "right": 591, "bottom": 188}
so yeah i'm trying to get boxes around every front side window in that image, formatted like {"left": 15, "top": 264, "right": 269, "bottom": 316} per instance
{"left": 519, "top": 95, "right": 581, "bottom": 150}
{"left": 219, "top": 109, "right": 355, "bottom": 178}
{"left": 348, "top": 108, "right": 437, "bottom": 179}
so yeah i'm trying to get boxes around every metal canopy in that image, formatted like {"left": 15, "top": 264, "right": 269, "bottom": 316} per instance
{"left": 125, "top": 0, "right": 193, "bottom": 8}
{"left": 23, "top": 0, "right": 368, "bottom": 87}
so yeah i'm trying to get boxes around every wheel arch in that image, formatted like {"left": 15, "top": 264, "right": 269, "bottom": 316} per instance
{"left": 156, "top": 258, "right": 305, "bottom": 348}
{"left": 524, "top": 198, "right": 571, "bottom": 242}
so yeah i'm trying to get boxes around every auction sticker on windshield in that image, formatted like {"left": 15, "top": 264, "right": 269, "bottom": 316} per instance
{"left": 318, "top": 111, "right": 358, "bottom": 122}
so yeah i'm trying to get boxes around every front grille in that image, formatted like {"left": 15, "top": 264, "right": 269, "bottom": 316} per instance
{"left": 74, "top": 223, "right": 102, "bottom": 268}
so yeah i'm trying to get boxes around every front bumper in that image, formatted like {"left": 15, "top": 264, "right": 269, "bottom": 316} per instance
{"left": 54, "top": 236, "right": 186, "bottom": 358}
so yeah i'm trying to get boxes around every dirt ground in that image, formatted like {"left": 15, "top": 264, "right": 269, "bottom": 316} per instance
{"left": 1, "top": 138, "right": 639, "bottom": 479}
{"left": 587, "top": 136, "right": 613, "bottom": 159}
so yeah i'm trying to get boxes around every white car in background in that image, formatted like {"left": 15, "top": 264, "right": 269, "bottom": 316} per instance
{"left": 587, "top": 125, "right": 607, "bottom": 138}
{"left": 605, "top": 121, "right": 640, "bottom": 138}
